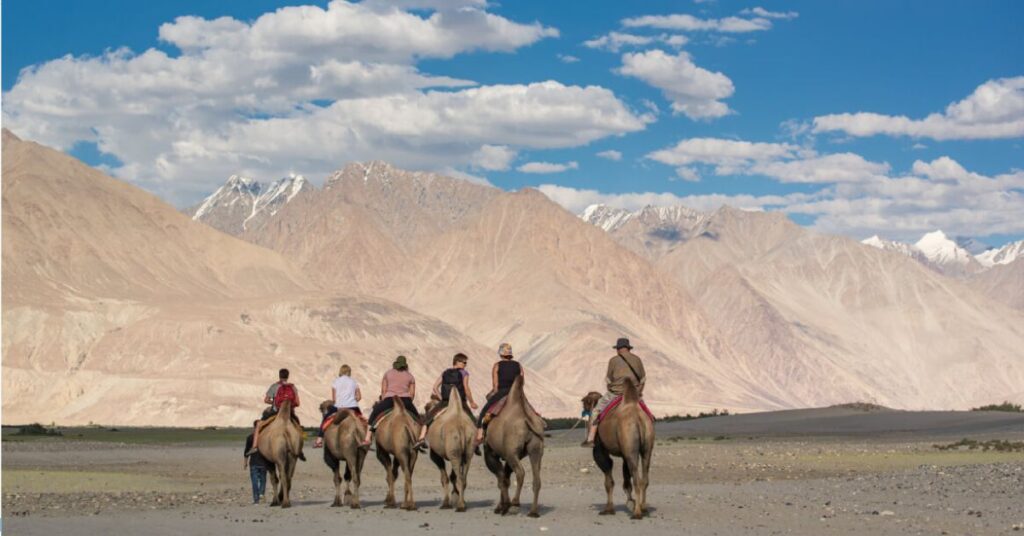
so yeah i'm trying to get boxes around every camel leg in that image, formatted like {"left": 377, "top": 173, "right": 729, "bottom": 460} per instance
{"left": 453, "top": 459, "right": 468, "bottom": 512}
{"left": 267, "top": 466, "right": 281, "bottom": 507}
{"left": 350, "top": 450, "right": 365, "bottom": 509}
{"left": 624, "top": 456, "right": 642, "bottom": 519}
{"left": 342, "top": 462, "right": 353, "bottom": 507}
{"left": 527, "top": 442, "right": 543, "bottom": 518}
{"left": 639, "top": 443, "right": 653, "bottom": 516}
{"left": 398, "top": 451, "right": 417, "bottom": 511}
{"left": 600, "top": 467, "right": 615, "bottom": 515}
{"left": 508, "top": 455, "right": 526, "bottom": 509}
{"left": 332, "top": 464, "right": 344, "bottom": 507}
{"left": 495, "top": 463, "right": 512, "bottom": 515}
{"left": 377, "top": 450, "right": 397, "bottom": 508}
{"left": 430, "top": 450, "right": 451, "bottom": 509}
{"left": 280, "top": 456, "right": 293, "bottom": 509}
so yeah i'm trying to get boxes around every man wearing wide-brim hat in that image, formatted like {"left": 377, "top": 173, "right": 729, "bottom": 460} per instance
{"left": 582, "top": 337, "right": 646, "bottom": 447}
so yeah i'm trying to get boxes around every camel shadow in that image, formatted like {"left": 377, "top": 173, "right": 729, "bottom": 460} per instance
{"left": 589, "top": 502, "right": 658, "bottom": 517}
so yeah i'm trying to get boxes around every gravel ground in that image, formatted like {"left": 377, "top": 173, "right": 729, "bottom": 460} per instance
{"left": 4, "top": 412, "right": 1024, "bottom": 535}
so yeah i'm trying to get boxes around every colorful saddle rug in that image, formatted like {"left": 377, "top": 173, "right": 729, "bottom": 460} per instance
{"left": 319, "top": 408, "right": 365, "bottom": 433}
{"left": 596, "top": 396, "right": 655, "bottom": 424}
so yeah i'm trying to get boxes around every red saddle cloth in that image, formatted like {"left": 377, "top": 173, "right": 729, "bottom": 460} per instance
{"left": 320, "top": 409, "right": 365, "bottom": 432}
{"left": 485, "top": 396, "right": 541, "bottom": 418}
{"left": 596, "top": 396, "right": 655, "bottom": 424}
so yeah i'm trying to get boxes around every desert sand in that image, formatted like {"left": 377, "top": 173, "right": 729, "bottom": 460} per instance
{"left": 4, "top": 408, "right": 1024, "bottom": 535}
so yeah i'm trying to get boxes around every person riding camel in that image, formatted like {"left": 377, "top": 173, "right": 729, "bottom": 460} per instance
{"left": 361, "top": 355, "right": 420, "bottom": 447}
{"left": 582, "top": 338, "right": 646, "bottom": 447}
{"left": 416, "top": 353, "right": 478, "bottom": 447}
{"left": 248, "top": 368, "right": 303, "bottom": 457}
{"left": 474, "top": 342, "right": 524, "bottom": 445}
{"left": 314, "top": 364, "right": 363, "bottom": 448}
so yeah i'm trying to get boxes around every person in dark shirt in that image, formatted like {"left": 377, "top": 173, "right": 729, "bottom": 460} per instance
{"left": 243, "top": 420, "right": 268, "bottom": 504}
{"left": 475, "top": 342, "right": 524, "bottom": 445}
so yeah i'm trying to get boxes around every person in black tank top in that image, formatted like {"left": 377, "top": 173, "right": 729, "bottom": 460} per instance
{"left": 475, "top": 343, "right": 525, "bottom": 444}
{"left": 416, "top": 353, "right": 477, "bottom": 446}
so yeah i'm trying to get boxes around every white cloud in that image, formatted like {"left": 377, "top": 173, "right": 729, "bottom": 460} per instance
{"left": 674, "top": 166, "right": 700, "bottom": 181}
{"left": 518, "top": 160, "right": 579, "bottom": 174}
{"left": 557, "top": 53, "right": 580, "bottom": 63}
{"left": 537, "top": 183, "right": 808, "bottom": 214}
{"left": 648, "top": 137, "right": 798, "bottom": 166}
{"left": 470, "top": 144, "right": 517, "bottom": 171}
{"left": 596, "top": 150, "right": 623, "bottom": 161}
{"left": 740, "top": 7, "right": 799, "bottom": 20}
{"left": 812, "top": 77, "right": 1024, "bottom": 140}
{"left": 1, "top": 2, "right": 657, "bottom": 205}
{"left": 583, "top": 32, "right": 688, "bottom": 52}
{"left": 617, "top": 49, "right": 734, "bottom": 119}
{"left": 622, "top": 14, "right": 773, "bottom": 33}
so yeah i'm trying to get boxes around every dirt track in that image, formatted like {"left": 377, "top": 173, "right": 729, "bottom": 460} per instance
{"left": 4, "top": 409, "right": 1024, "bottom": 535}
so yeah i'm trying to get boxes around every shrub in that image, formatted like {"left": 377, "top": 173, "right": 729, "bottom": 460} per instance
{"left": 971, "top": 401, "right": 1023, "bottom": 412}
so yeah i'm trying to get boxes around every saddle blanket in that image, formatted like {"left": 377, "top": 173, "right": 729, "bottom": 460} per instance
{"left": 596, "top": 396, "right": 655, "bottom": 424}
{"left": 320, "top": 408, "right": 365, "bottom": 432}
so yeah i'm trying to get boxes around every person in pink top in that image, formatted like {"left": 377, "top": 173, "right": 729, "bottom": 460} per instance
{"left": 361, "top": 355, "right": 420, "bottom": 446}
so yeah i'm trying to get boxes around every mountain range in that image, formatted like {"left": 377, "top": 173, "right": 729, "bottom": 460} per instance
{"left": 4, "top": 129, "right": 1024, "bottom": 425}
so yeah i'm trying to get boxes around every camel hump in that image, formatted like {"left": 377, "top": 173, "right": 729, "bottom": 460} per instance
{"left": 391, "top": 395, "right": 407, "bottom": 415}
{"left": 623, "top": 377, "right": 640, "bottom": 405}
{"left": 449, "top": 386, "right": 464, "bottom": 415}
{"left": 508, "top": 374, "right": 525, "bottom": 404}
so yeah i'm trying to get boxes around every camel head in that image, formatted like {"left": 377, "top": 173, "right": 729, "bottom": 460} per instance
{"left": 319, "top": 399, "right": 335, "bottom": 414}
{"left": 581, "top": 391, "right": 602, "bottom": 413}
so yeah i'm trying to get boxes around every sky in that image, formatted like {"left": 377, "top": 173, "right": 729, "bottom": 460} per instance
{"left": 3, "top": 0, "right": 1023, "bottom": 245}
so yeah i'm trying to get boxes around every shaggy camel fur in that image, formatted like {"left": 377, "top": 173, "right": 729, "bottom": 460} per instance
{"left": 374, "top": 395, "right": 421, "bottom": 510}
{"left": 585, "top": 379, "right": 654, "bottom": 519}
{"left": 320, "top": 401, "right": 368, "bottom": 509}
{"left": 256, "top": 399, "right": 304, "bottom": 508}
{"left": 482, "top": 375, "right": 545, "bottom": 517}
{"left": 425, "top": 389, "right": 476, "bottom": 511}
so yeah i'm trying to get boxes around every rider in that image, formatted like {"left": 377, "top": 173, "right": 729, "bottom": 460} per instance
{"left": 582, "top": 338, "right": 646, "bottom": 447}
{"left": 361, "top": 355, "right": 420, "bottom": 446}
{"left": 314, "top": 364, "right": 363, "bottom": 448}
{"left": 416, "top": 353, "right": 478, "bottom": 447}
{"left": 248, "top": 368, "right": 302, "bottom": 456}
{"left": 474, "top": 343, "right": 524, "bottom": 445}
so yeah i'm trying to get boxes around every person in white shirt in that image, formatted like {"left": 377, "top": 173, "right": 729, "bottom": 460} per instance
{"left": 314, "top": 364, "right": 363, "bottom": 448}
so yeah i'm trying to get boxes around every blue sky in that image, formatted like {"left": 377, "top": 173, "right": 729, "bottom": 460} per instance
{"left": 3, "top": 0, "right": 1023, "bottom": 244}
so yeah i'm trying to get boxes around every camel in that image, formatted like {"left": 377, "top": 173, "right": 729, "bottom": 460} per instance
{"left": 482, "top": 375, "right": 545, "bottom": 517}
{"left": 256, "top": 399, "right": 304, "bottom": 508}
{"left": 373, "top": 396, "right": 420, "bottom": 510}
{"left": 319, "top": 401, "right": 368, "bottom": 509}
{"left": 424, "top": 388, "right": 476, "bottom": 511}
{"left": 582, "top": 379, "right": 654, "bottom": 519}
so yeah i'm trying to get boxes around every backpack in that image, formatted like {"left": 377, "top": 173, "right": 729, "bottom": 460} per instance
{"left": 440, "top": 368, "right": 466, "bottom": 402}
{"left": 274, "top": 382, "right": 297, "bottom": 408}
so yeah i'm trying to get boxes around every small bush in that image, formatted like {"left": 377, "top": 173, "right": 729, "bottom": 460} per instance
{"left": 15, "top": 423, "right": 63, "bottom": 437}
{"left": 971, "top": 401, "right": 1023, "bottom": 412}
{"left": 661, "top": 408, "right": 731, "bottom": 422}
{"left": 933, "top": 438, "right": 1024, "bottom": 452}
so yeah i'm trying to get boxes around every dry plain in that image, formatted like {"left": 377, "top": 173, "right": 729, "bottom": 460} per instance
{"left": 4, "top": 407, "right": 1024, "bottom": 535}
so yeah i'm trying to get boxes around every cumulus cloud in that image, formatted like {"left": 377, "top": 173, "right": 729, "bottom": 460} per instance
{"left": 470, "top": 144, "right": 517, "bottom": 171}
{"left": 2, "top": 1, "right": 654, "bottom": 205}
{"left": 583, "top": 32, "right": 688, "bottom": 52}
{"left": 518, "top": 160, "right": 579, "bottom": 174}
{"left": 596, "top": 150, "right": 623, "bottom": 161}
{"left": 622, "top": 14, "right": 773, "bottom": 33}
{"left": 642, "top": 135, "right": 1024, "bottom": 239}
{"left": 812, "top": 77, "right": 1024, "bottom": 140}
{"left": 617, "top": 50, "right": 734, "bottom": 119}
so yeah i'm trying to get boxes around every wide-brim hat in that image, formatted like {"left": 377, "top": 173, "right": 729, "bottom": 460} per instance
{"left": 498, "top": 342, "right": 513, "bottom": 357}
{"left": 613, "top": 337, "right": 633, "bottom": 350}
{"left": 393, "top": 355, "right": 408, "bottom": 368}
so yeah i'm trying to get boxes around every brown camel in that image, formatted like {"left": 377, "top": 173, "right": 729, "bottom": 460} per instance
{"left": 482, "top": 375, "right": 545, "bottom": 517}
{"left": 319, "top": 401, "right": 368, "bottom": 509}
{"left": 425, "top": 388, "right": 476, "bottom": 511}
{"left": 374, "top": 396, "right": 420, "bottom": 510}
{"left": 256, "top": 398, "right": 304, "bottom": 508}
{"left": 582, "top": 379, "right": 654, "bottom": 519}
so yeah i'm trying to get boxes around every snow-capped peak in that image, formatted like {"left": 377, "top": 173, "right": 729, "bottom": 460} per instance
{"left": 915, "top": 230, "right": 975, "bottom": 266}
{"left": 580, "top": 204, "right": 633, "bottom": 232}
{"left": 976, "top": 240, "right": 1024, "bottom": 267}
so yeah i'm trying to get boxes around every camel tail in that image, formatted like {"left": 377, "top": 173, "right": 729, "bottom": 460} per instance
{"left": 623, "top": 377, "right": 640, "bottom": 405}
